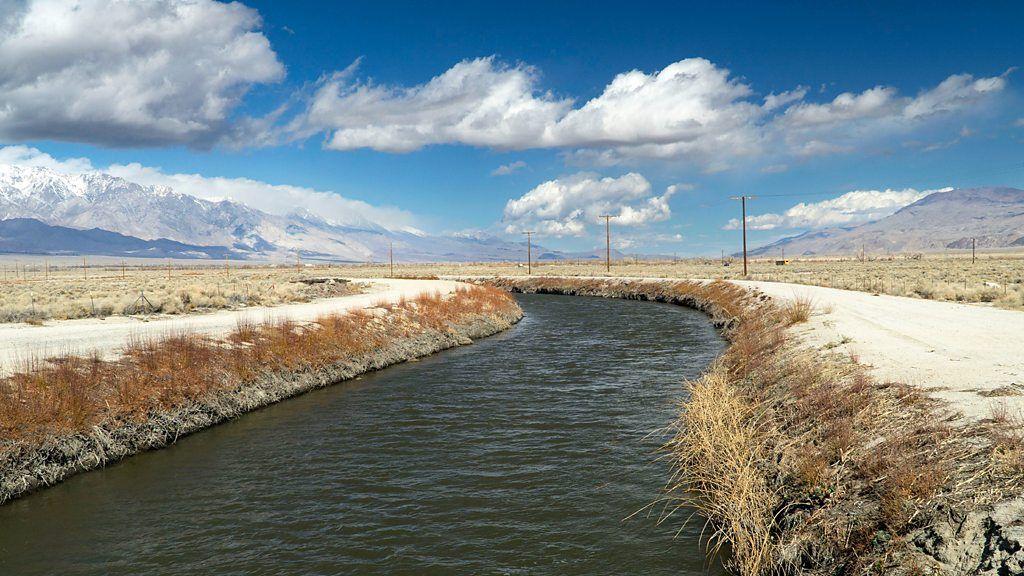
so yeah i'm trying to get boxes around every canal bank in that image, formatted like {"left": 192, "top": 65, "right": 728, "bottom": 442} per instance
{"left": 479, "top": 277, "right": 1023, "bottom": 576}
{"left": 0, "top": 286, "right": 522, "bottom": 505}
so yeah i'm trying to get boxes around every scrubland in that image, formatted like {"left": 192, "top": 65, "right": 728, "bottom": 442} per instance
{"left": 4, "top": 250, "right": 1018, "bottom": 324}
{"left": 0, "top": 263, "right": 360, "bottom": 323}
{"left": 344, "top": 251, "right": 1024, "bottom": 310}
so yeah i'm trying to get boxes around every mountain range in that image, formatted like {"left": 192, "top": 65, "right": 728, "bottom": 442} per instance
{"left": 749, "top": 187, "right": 1024, "bottom": 257}
{"left": 0, "top": 218, "right": 236, "bottom": 259}
{"left": 6, "top": 165, "right": 1017, "bottom": 261}
{"left": 0, "top": 165, "right": 548, "bottom": 262}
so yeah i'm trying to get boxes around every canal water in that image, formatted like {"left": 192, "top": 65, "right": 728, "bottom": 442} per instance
{"left": 0, "top": 294, "right": 726, "bottom": 575}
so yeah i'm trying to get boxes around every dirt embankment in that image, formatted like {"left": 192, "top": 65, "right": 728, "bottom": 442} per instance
{"left": 0, "top": 278, "right": 465, "bottom": 372}
{"left": 479, "top": 276, "right": 1023, "bottom": 576}
{"left": 0, "top": 288, "right": 522, "bottom": 504}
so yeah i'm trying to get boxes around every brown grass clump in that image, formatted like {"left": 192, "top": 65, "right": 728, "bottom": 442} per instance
{"left": 986, "top": 404, "right": 1024, "bottom": 477}
{"left": 668, "top": 370, "right": 780, "bottom": 575}
{"left": 781, "top": 295, "right": 814, "bottom": 325}
{"left": 0, "top": 285, "right": 516, "bottom": 445}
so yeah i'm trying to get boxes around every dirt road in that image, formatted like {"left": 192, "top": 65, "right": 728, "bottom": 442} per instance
{"left": 736, "top": 280, "right": 1024, "bottom": 423}
{"left": 0, "top": 278, "right": 461, "bottom": 373}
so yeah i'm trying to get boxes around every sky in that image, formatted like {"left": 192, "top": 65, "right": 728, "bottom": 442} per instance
{"left": 1, "top": 0, "right": 1022, "bottom": 255}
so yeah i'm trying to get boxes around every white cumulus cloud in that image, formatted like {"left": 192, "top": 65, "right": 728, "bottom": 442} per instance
{"left": 491, "top": 160, "right": 527, "bottom": 176}
{"left": 294, "top": 57, "right": 570, "bottom": 153}
{"left": 546, "top": 58, "right": 764, "bottom": 160}
{"left": 288, "top": 56, "right": 1008, "bottom": 169}
{"left": 0, "top": 0, "right": 284, "bottom": 147}
{"left": 723, "top": 187, "right": 953, "bottom": 231}
{"left": 776, "top": 74, "right": 1008, "bottom": 156}
{"left": 502, "top": 172, "right": 675, "bottom": 237}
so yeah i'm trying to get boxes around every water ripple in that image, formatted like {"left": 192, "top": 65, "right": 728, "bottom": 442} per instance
{"left": 0, "top": 294, "right": 726, "bottom": 575}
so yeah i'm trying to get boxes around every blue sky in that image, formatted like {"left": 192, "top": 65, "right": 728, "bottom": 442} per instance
{"left": 2, "top": 0, "right": 1022, "bottom": 255}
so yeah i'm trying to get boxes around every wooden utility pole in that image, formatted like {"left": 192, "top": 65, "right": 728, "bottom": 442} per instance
{"left": 599, "top": 215, "right": 613, "bottom": 273}
{"left": 972, "top": 238, "right": 976, "bottom": 264}
{"left": 522, "top": 231, "right": 534, "bottom": 275}
{"left": 295, "top": 253, "right": 301, "bottom": 273}
{"left": 389, "top": 241, "right": 394, "bottom": 278}
{"left": 729, "top": 196, "right": 755, "bottom": 276}
{"left": 83, "top": 256, "right": 88, "bottom": 279}
{"left": 120, "top": 259, "right": 125, "bottom": 279}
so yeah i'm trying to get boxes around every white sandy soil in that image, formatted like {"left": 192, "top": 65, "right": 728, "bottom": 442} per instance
{"left": 0, "top": 278, "right": 462, "bottom": 374}
{"left": 735, "top": 280, "right": 1024, "bottom": 424}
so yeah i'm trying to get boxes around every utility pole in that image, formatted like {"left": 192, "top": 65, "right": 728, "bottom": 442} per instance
{"left": 729, "top": 196, "right": 755, "bottom": 276}
{"left": 972, "top": 237, "right": 976, "bottom": 264}
{"left": 389, "top": 241, "right": 394, "bottom": 278}
{"left": 83, "top": 256, "right": 88, "bottom": 279}
{"left": 522, "top": 231, "right": 534, "bottom": 275}
{"left": 599, "top": 215, "right": 613, "bottom": 273}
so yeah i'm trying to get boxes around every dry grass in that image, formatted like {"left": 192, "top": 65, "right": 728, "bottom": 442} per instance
{"left": 0, "top": 263, "right": 361, "bottom": 323}
{"left": 4, "top": 250, "right": 1020, "bottom": 323}
{"left": 986, "top": 404, "right": 1024, "bottom": 476}
{"left": 668, "top": 282, "right": 1019, "bottom": 574}
{"left": 0, "top": 285, "right": 515, "bottom": 444}
{"left": 670, "top": 370, "right": 780, "bottom": 575}
{"left": 674, "top": 301, "right": 971, "bottom": 574}
{"left": 781, "top": 296, "right": 814, "bottom": 325}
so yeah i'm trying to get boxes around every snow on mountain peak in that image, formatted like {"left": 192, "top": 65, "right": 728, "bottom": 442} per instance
{"left": 0, "top": 163, "right": 557, "bottom": 262}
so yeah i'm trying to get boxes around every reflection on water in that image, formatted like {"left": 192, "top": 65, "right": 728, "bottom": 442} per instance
{"left": 0, "top": 294, "right": 726, "bottom": 575}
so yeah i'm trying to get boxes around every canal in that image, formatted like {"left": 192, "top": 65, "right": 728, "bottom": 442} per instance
{"left": 0, "top": 293, "right": 726, "bottom": 575}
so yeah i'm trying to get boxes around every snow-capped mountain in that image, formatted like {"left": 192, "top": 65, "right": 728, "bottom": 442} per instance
{"left": 0, "top": 165, "right": 543, "bottom": 262}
